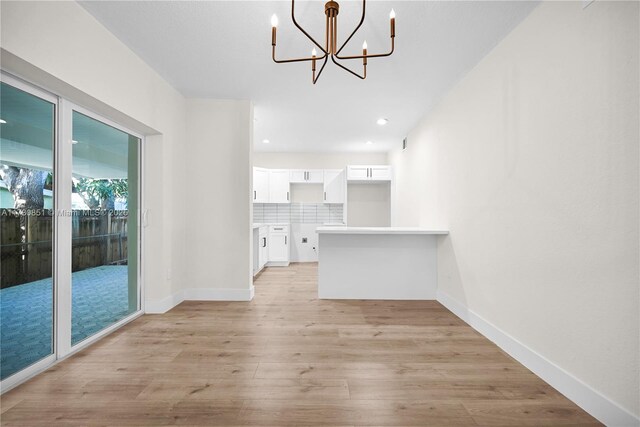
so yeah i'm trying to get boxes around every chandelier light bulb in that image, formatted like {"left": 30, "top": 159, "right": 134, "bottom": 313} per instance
{"left": 362, "top": 40, "right": 368, "bottom": 50}
{"left": 271, "top": 14, "right": 278, "bottom": 28}
{"left": 390, "top": 9, "right": 396, "bottom": 19}
{"left": 312, "top": 48, "right": 317, "bottom": 56}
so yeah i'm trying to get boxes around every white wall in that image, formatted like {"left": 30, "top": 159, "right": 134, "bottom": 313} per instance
{"left": 290, "top": 184, "right": 324, "bottom": 203}
{"left": 185, "top": 99, "right": 253, "bottom": 296}
{"left": 389, "top": 1, "right": 639, "bottom": 423}
{"left": 0, "top": 0, "right": 186, "bottom": 309}
{"left": 347, "top": 183, "right": 391, "bottom": 227}
{"left": 0, "top": 1, "right": 254, "bottom": 309}
{"left": 290, "top": 223, "right": 320, "bottom": 262}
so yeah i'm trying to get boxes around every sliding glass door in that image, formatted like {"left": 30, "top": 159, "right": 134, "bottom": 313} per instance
{"left": 70, "top": 111, "right": 139, "bottom": 345}
{"left": 0, "top": 81, "right": 56, "bottom": 380}
{"left": 0, "top": 74, "right": 143, "bottom": 387}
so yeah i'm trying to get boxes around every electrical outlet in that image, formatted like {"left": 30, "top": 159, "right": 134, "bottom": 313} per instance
{"left": 302, "top": 237, "right": 308, "bottom": 243}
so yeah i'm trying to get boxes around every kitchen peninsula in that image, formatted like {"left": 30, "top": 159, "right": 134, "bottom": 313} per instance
{"left": 316, "top": 227, "right": 448, "bottom": 300}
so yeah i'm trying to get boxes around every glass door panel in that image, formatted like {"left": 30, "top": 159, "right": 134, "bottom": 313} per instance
{"left": 70, "top": 111, "right": 139, "bottom": 345}
{"left": 0, "top": 82, "right": 55, "bottom": 380}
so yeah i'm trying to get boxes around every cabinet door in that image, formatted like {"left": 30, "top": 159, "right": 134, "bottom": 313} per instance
{"left": 268, "top": 233, "right": 288, "bottom": 262}
{"left": 347, "top": 166, "right": 369, "bottom": 181}
{"left": 268, "top": 170, "right": 290, "bottom": 203}
{"left": 323, "top": 169, "right": 345, "bottom": 204}
{"left": 253, "top": 167, "right": 269, "bottom": 202}
{"left": 370, "top": 166, "right": 392, "bottom": 181}
{"left": 259, "top": 231, "right": 268, "bottom": 268}
{"left": 289, "top": 170, "right": 307, "bottom": 183}
{"left": 306, "top": 170, "right": 324, "bottom": 183}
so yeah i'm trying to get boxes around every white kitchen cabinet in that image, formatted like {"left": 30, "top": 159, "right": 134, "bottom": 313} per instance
{"left": 346, "top": 166, "right": 369, "bottom": 181}
{"left": 253, "top": 225, "right": 269, "bottom": 276}
{"left": 347, "top": 165, "right": 392, "bottom": 182}
{"left": 289, "top": 170, "right": 304, "bottom": 183}
{"left": 253, "top": 167, "right": 269, "bottom": 203}
{"left": 290, "top": 169, "right": 323, "bottom": 184}
{"left": 323, "top": 169, "right": 345, "bottom": 204}
{"left": 370, "top": 166, "right": 392, "bottom": 180}
{"left": 258, "top": 226, "right": 268, "bottom": 270}
{"left": 268, "top": 169, "right": 290, "bottom": 203}
{"left": 268, "top": 225, "right": 289, "bottom": 265}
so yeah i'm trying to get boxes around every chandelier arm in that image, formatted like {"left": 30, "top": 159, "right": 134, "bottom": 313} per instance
{"left": 331, "top": 55, "right": 365, "bottom": 80}
{"left": 273, "top": 46, "right": 328, "bottom": 64}
{"left": 291, "top": 0, "right": 328, "bottom": 54}
{"left": 335, "top": 38, "right": 394, "bottom": 60}
{"left": 312, "top": 56, "right": 329, "bottom": 84}
{"left": 335, "top": 0, "right": 366, "bottom": 56}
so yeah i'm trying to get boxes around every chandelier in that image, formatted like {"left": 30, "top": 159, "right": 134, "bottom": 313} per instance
{"left": 271, "top": 0, "right": 396, "bottom": 84}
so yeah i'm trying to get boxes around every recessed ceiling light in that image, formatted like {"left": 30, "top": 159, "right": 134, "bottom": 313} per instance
{"left": 376, "top": 118, "right": 388, "bottom": 126}
{"left": 262, "top": 139, "right": 270, "bottom": 144}
{"left": 366, "top": 141, "right": 373, "bottom": 145}
{"left": 0, "top": 119, "right": 6, "bottom": 124}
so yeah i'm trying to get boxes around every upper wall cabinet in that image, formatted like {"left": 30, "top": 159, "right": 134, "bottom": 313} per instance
{"left": 323, "top": 169, "right": 345, "bottom": 204}
{"left": 253, "top": 167, "right": 269, "bottom": 203}
{"left": 290, "top": 169, "right": 324, "bottom": 184}
{"left": 254, "top": 167, "right": 346, "bottom": 204}
{"left": 268, "top": 169, "right": 291, "bottom": 203}
{"left": 347, "top": 165, "right": 392, "bottom": 182}
{"left": 370, "top": 166, "right": 392, "bottom": 180}
{"left": 346, "top": 166, "right": 369, "bottom": 180}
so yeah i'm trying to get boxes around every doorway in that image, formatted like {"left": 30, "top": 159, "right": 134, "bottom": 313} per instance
{"left": 0, "top": 73, "right": 143, "bottom": 390}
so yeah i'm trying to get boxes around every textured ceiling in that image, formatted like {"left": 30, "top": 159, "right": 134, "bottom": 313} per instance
{"left": 80, "top": 1, "right": 538, "bottom": 152}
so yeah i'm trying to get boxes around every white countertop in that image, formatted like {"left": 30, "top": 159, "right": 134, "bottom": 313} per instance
{"left": 316, "top": 226, "right": 449, "bottom": 235}
{"left": 253, "top": 223, "right": 289, "bottom": 229}
{"left": 254, "top": 222, "right": 344, "bottom": 229}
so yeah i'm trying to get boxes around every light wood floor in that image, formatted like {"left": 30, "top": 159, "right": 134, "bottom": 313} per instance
{"left": 1, "top": 263, "right": 600, "bottom": 426}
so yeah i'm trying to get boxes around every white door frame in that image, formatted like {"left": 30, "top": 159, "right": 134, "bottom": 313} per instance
{"left": 61, "top": 100, "right": 145, "bottom": 358}
{"left": 0, "top": 72, "right": 146, "bottom": 392}
{"left": 0, "top": 72, "right": 59, "bottom": 392}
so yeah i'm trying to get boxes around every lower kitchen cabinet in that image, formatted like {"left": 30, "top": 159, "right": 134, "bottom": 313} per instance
{"left": 254, "top": 225, "right": 269, "bottom": 276}
{"left": 268, "top": 225, "right": 290, "bottom": 266}
{"left": 258, "top": 226, "right": 268, "bottom": 270}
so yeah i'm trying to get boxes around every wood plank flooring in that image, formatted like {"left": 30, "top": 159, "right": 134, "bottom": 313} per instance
{"left": 1, "top": 263, "right": 600, "bottom": 426}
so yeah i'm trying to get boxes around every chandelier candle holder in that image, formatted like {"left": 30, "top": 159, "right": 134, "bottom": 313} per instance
{"left": 271, "top": 0, "right": 396, "bottom": 84}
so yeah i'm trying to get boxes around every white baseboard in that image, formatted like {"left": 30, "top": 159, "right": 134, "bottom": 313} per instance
{"left": 436, "top": 290, "right": 640, "bottom": 427}
{"left": 145, "top": 286, "right": 255, "bottom": 314}
{"left": 145, "top": 290, "right": 184, "bottom": 314}
{"left": 266, "top": 261, "right": 289, "bottom": 267}
{"left": 184, "top": 286, "right": 255, "bottom": 301}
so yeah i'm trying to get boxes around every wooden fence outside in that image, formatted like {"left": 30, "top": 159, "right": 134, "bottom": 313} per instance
{"left": 0, "top": 209, "right": 129, "bottom": 289}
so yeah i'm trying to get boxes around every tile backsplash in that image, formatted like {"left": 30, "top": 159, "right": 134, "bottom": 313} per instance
{"left": 254, "top": 203, "right": 344, "bottom": 224}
